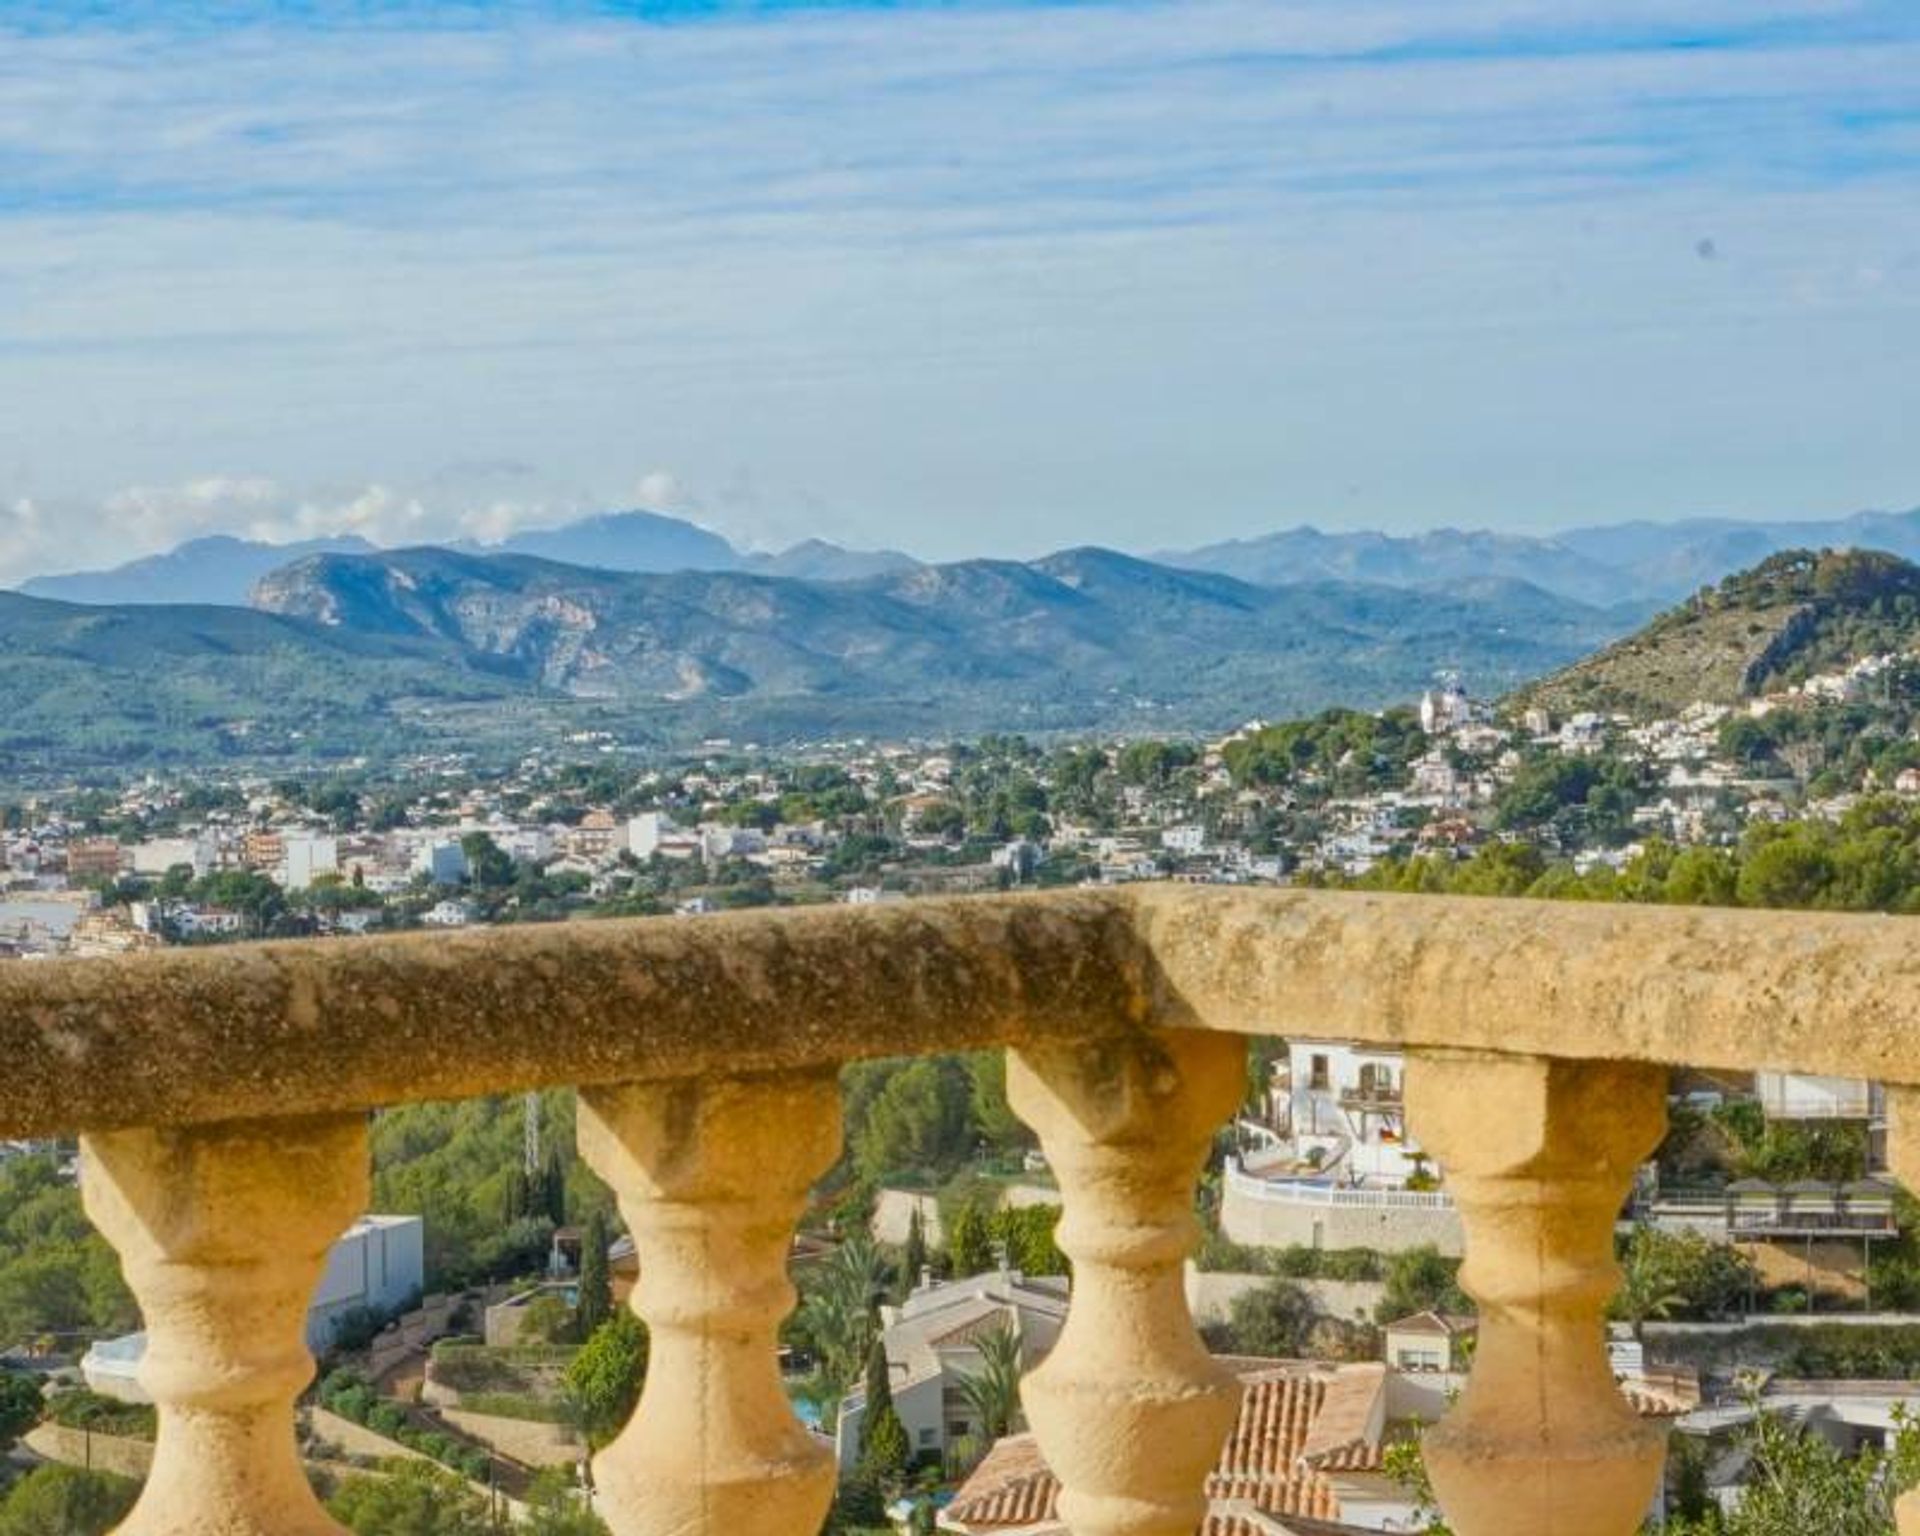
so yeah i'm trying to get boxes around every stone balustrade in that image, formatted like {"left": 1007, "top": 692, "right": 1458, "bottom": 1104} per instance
{"left": 6, "top": 885, "right": 1920, "bottom": 1535}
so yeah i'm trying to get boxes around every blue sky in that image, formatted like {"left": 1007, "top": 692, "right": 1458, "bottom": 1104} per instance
{"left": 0, "top": 0, "right": 1916, "bottom": 579}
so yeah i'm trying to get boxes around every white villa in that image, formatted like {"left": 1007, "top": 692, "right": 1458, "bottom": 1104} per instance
{"left": 1224, "top": 1041, "right": 1462, "bottom": 1256}
{"left": 835, "top": 1268, "right": 1069, "bottom": 1472}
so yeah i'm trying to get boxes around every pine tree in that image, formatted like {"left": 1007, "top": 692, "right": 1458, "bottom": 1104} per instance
{"left": 578, "top": 1210, "right": 614, "bottom": 1336}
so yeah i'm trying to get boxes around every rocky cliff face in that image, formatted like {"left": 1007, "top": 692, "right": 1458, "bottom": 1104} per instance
{"left": 252, "top": 545, "right": 1624, "bottom": 720}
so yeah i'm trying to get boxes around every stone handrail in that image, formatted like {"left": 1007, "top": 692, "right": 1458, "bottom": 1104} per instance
{"left": 12, "top": 884, "right": 1920, "bottom": 1536}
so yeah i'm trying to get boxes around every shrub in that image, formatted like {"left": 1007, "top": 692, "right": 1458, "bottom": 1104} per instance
{"left": 42, "top": 1390, "right": 156, "bottom": 1442}
{"left": 457, "top": 1392, "right": 570, "bottom": 1424}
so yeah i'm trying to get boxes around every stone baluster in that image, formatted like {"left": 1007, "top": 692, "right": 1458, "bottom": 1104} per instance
{"left": 81, "top": 1112, "right": 369, "bottom": 1536}
{"left": 577, "top": 1070, "right": 841, "bottom": 1536}
{"left": 1404, "top": 1050, "right": 1667, "bottom": 1536}
{"left": 1887, "top": 1084, "right": 1920, "bottom": 1535}
{"left": 1007, "top": 1029, "right": 1244, "bottom": 1536}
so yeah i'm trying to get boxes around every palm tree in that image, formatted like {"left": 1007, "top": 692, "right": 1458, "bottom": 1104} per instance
{"left": 1614, "top": 1226, "right": 1688, "bottom": 1342}
{"left": 798, "top": 1236, "right": 894, "bottom": 1403}
{"left": 956, "top": 1317, "right": 1026, "bottom": 1447}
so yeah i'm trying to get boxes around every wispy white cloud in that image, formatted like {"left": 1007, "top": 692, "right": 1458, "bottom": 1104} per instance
{"left": 0, "top": 0, "right": 1915, "bottom": 573}
{"left": 0, "top": 469, "right": 670, "bottom": 582}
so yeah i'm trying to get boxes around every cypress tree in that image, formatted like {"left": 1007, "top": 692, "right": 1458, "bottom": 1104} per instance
{"left": 858, "top": 1332, "right": 913, "bottom": 1484}
{"left": 542, "top": 1145, "right": 568, "bottom": 1226}
{"left": 860, "top": 1335, "right": 895, "bottom": 1454}
{"left": 903, "top": 1206, "right": 929, "bottom": 1292}
{"left": 578, "top": 1209, "right": 614, "bottom": 1335}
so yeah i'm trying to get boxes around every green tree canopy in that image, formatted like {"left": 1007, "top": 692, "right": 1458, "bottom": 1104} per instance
{"left": 0, "top": 1368, "right": 42, "bottom": 1453}
{"left": 565, "top": 1310, "right": 649, "bottom": 1448}
{"left": 1218, "top": 1279, "right": 1316, "bottom": 1359}
{"left": 0, "top": 1467, "right": 140, "bottom": 1536}
{"left": 1376, "top": 1247, "right": 1470, "bottom": 1325}
{"left": 947, "top": 1201, "right": 995, "bottom": 1279}
{"left": 328, "top": 1461, "right": 497, "bottom": 1536}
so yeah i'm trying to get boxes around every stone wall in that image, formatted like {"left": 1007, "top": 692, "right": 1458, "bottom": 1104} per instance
{"left": 441, "top": 1407, "right": 582, "bottom": 1469}
{"left": 366, "top": 1292, "right": 460, "bottom": 1379}
{"left": 1219, "top": 1181, "right": 1464, "bottom": 1257}
{"left": 1184, "top": 1268, "right": 1386, "bottom": 1326}
{"left": 23, "top": 1422, "right": 155, "bottom": 1481}
{"left": 308, "top": 1406, "right": 432, "bottom": 1464}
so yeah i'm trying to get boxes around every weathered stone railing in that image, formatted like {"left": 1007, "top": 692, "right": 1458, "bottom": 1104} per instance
{"left": 9, "top": 884, "right": 1920, "bottom": 1536}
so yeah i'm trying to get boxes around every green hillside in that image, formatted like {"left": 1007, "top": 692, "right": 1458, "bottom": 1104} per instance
{"left": 0, "top": 593, "right": 535, "bottom": 772}
{"left": 1518, "top": 549, "right": 1920, "bottom": 717}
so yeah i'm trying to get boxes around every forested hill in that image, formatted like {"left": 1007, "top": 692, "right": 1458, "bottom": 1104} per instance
{"left": 1517, "top": 549, "right": 1920, "bottom": 718}
{"left": 248, "top": 544, "right": 1622, "bottom": 736}
{"left": 0, "top": 590, "right": 536, "bottom": 773}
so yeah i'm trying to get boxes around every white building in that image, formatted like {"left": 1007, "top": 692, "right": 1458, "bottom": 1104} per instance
{"left": 423, "top": 899, "right": 475, "bottom": 928}
{"left": 1420, "top": 682, "right": 1477, "bottom": 735}
{"left": 1755, "top": 1073, "right": 1878, "bottom": 1122}
{"left": 1221, "top": 1041, "right": 1463, "bottom": 1255}
{"left": 309, "top": 1215, "right": 427, "bottom": 1344}
{"left": 281, "top": 834, "right": 339, "bottom": 891}
{"left": 1282, "top": 1041, "right": 1423, "bottom": 1185}
{"left": 628, "top": 812, "right": 699, "bottom": 861}
{"left": 82, "top": 1215, "right": 425, "bottom": 1402}
{"left": 128, "top": 836, "right": 215, "bottom": 879}
{"left": 835, "top": 1269, "right": 1069, "bottom": 1472}
{"left": 1161, "top": 825, "right": 1208, "bottom": 857}
{"left": 844, "top": 887, "right": 907, "bottom": 906}
{"left": 699, "top": 825, "right": 766, "bottom": 865}
{"left": 499, "top": 826, "right": 556, "bottom": 865}
{"left": 413, "top": 840, "right": 469, "bottom": 886}
{"left": 991, "top": 840, "right": 1043, "bottom": 879}
{"left": 171, "top": 905, "right": 247, "bottom": 938}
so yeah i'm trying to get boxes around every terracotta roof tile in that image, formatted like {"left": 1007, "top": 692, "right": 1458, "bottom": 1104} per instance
{"left": 944, "top": 1362, "right": 1385, "bottom": 1534}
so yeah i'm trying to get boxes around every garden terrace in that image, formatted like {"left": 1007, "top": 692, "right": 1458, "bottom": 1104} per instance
{"left": 9, "top": 884, "right": 1920, "bottom": 1536}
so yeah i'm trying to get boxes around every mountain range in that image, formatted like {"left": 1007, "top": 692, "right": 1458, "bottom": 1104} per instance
{"left": 8, "top": 496, "right": 1920, "bottom": 771}
{"left": 251, "top": 543, "right": 1614, "bottom": 722}
{"left": 21, "top": 500, "right": 1920, "bottom": 611}
{"left": 1156, "top": 505, "right": 1920, "bottom": 608}
{"left": 19, "top": 514, "right": 920, "bottom": 607}
{"left": 0, "top": 542, "right": 1629, "bottom": 771}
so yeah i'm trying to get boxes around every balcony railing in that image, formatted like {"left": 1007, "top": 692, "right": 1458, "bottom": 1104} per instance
{"left": 10, "top": 884, "right": 1920, "bottom": 1536}
{"left": 1222, "top": 1159, "right": 1455, "bottom": 1210}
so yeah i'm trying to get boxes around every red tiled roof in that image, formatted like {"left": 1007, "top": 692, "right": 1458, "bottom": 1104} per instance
{"left": 945, "top": 1363, "right": 1384, "bottom": 1534}
{"left": 943, "top": 1437, "right": 1058, "bottom": 1528}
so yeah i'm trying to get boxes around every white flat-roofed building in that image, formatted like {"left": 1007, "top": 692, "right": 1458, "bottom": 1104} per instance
{"left": 1755, "top": 1072, "right": 1878, "bottom": 1122}
{"left": 281, "top": 833, "right": 339, "bottom": 891}
{"left": 413, "top": 840, "right": 469, "bottom": 886}
{"left": 129, "top": 836, "right": 215, "bottom": 879}
{"left": 83, "top": 1215, "right": 425, "bottom": 1402}
{"left": 308, "top": 1215, "right": 426, "bottom": 1346}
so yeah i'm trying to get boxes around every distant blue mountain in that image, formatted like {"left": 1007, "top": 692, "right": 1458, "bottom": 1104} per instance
{"left": 1158, "top": 505, "right": 1920, "bottom": 607}
{"left": 742, "top": 538, "right": 922, "bottom": 581}
{"left": 495, "top": 509, "right": 741, "bottom": 573}
{"left": 19, "top": 534, "right": 377, "bottom": 606}
{"left": 18, "top": 509, "right": 921, "bottom": 602}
